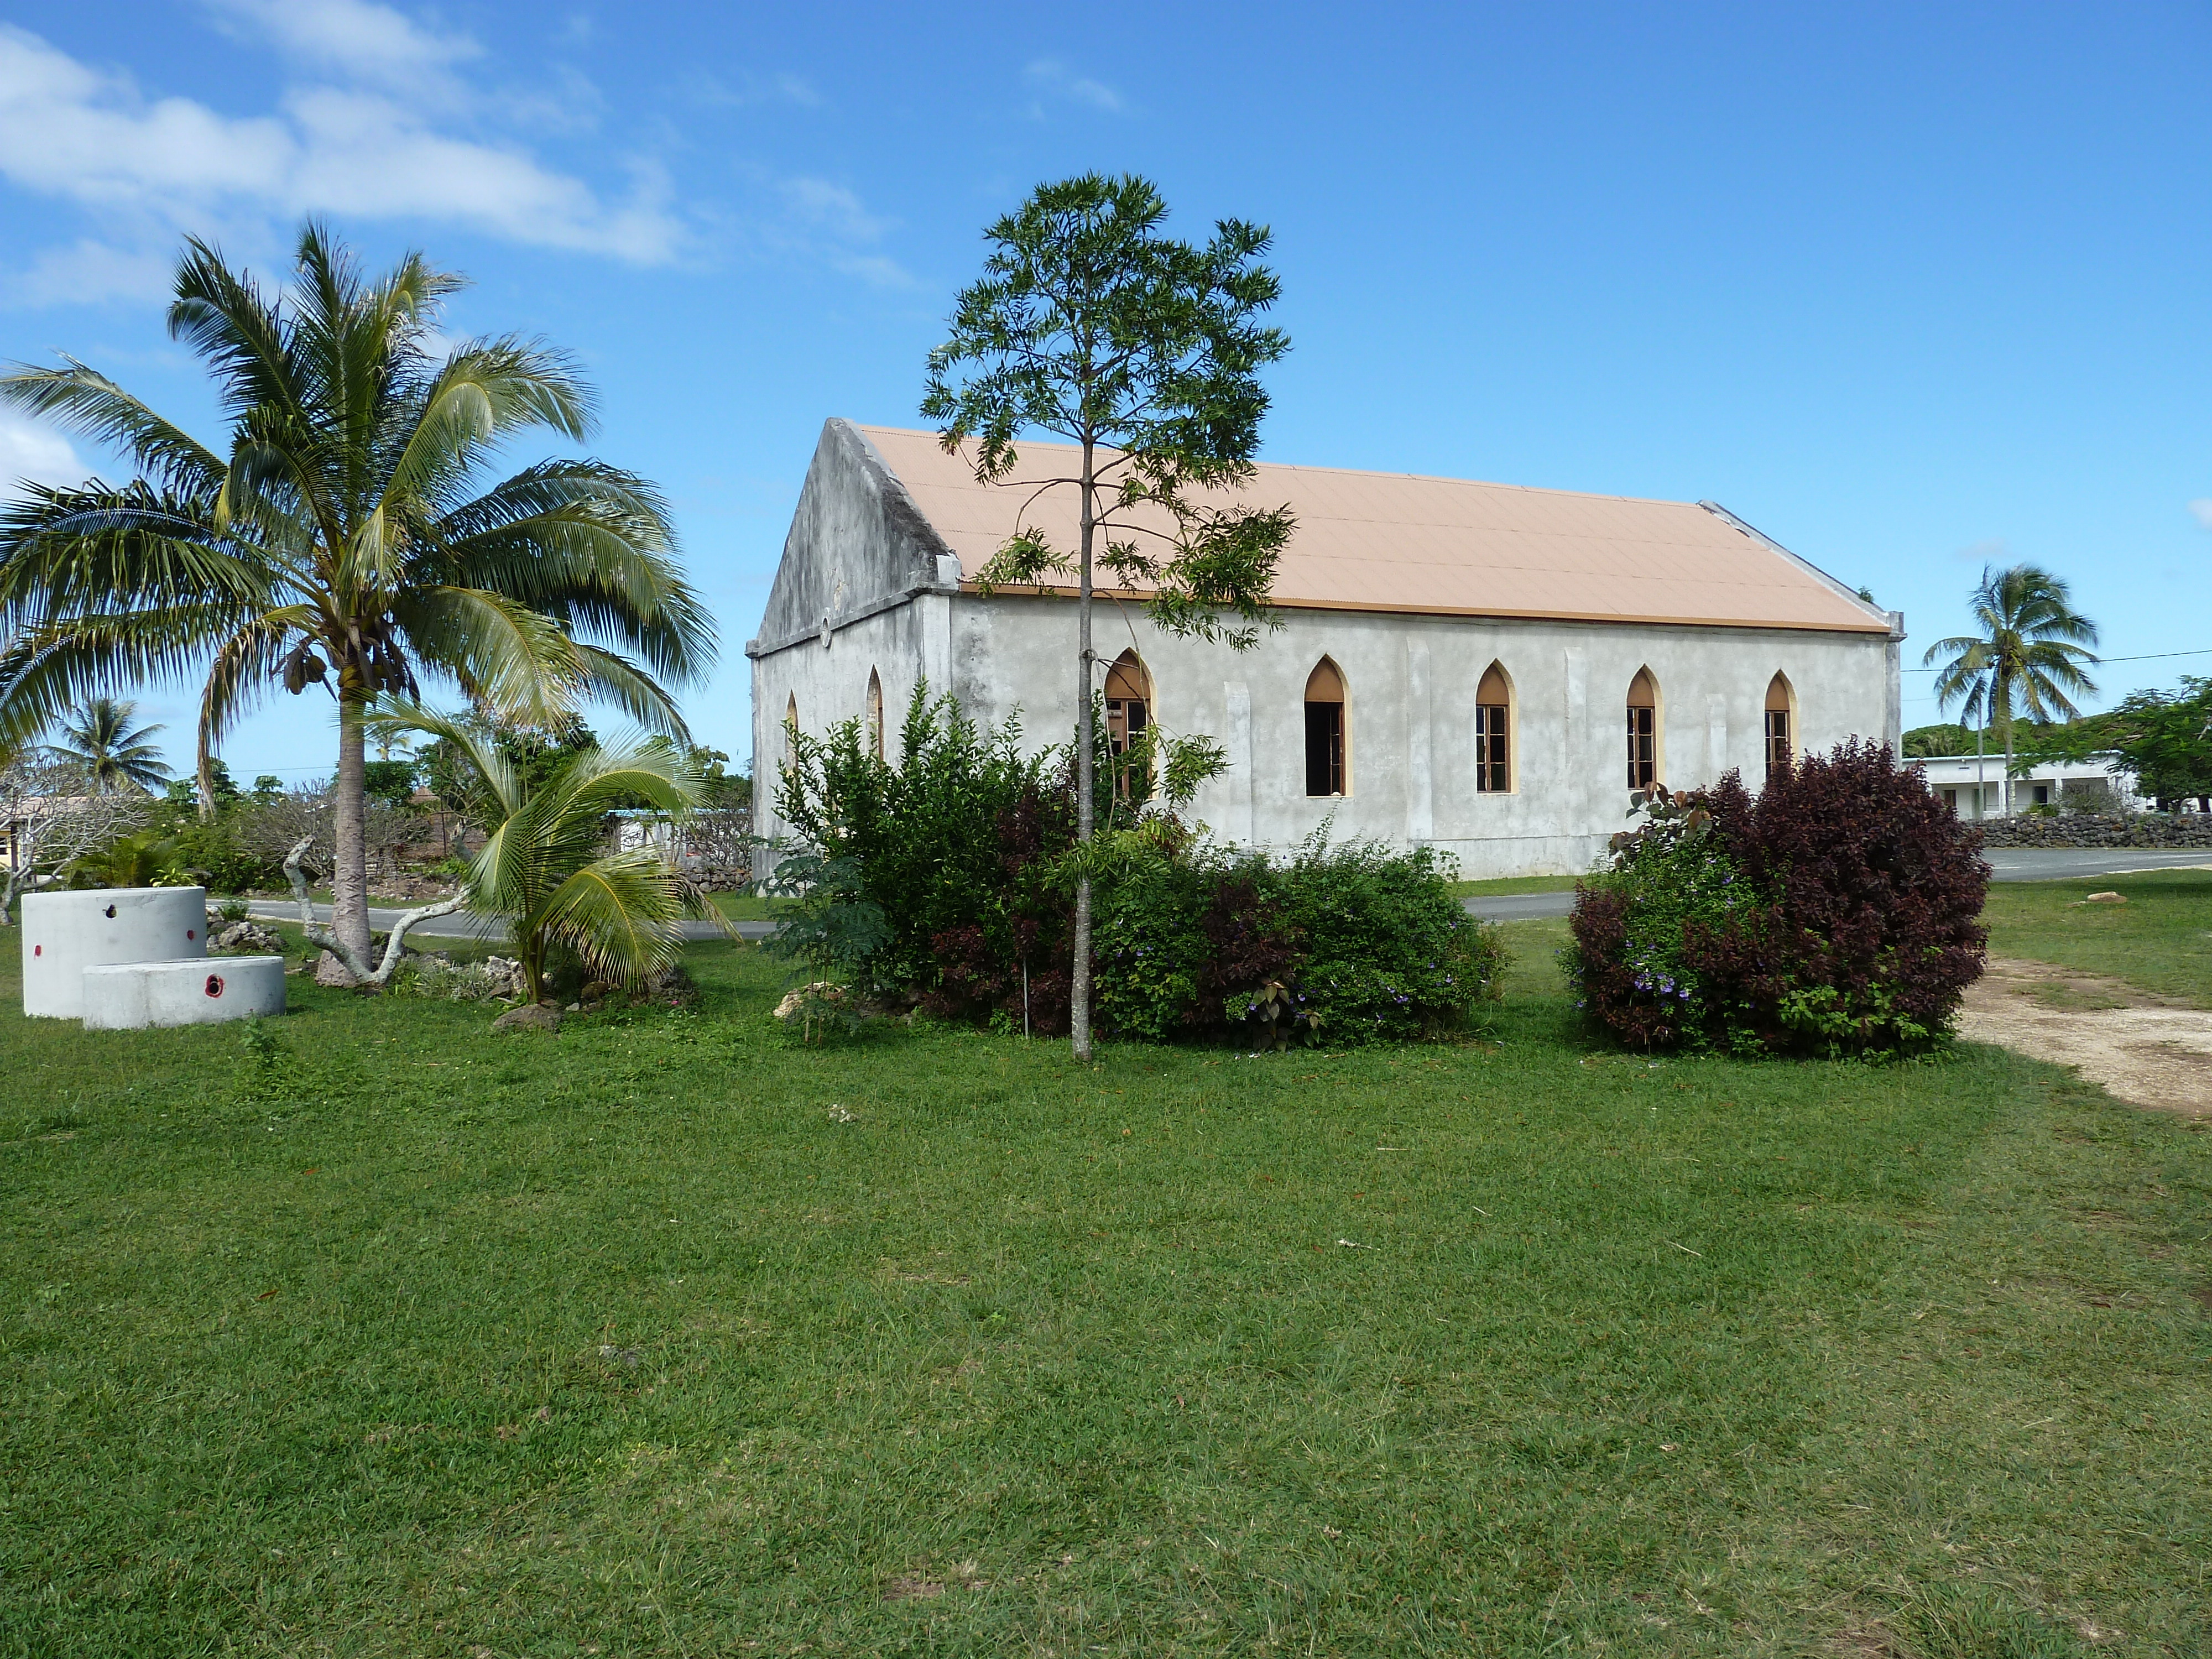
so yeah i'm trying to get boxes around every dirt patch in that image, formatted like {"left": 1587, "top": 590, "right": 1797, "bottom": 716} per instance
{"left": 1959, "top": 957, "right": 2212, "bottom": 1118}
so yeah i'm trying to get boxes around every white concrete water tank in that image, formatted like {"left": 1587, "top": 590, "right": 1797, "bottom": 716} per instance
{"left": 81, "top": 956, "right": 285, "bottom": 1030}
{"left": 20, "top": 887, "right": 208, "bottom": 1020}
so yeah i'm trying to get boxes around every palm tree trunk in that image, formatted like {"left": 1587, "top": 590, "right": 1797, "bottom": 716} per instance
{"left": 1070, "top": 437, "right": 1097, "bottom": 1063}
{"left": 332, "top": 697, "right": 374, "bottom": 965}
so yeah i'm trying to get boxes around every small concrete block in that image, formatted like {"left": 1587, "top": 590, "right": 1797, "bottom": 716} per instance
{"left": 81, "top": 956, "right": 286, "bottom": 1030}
{"left": 21, "top": 887, "right": 208, "bottom": 1020}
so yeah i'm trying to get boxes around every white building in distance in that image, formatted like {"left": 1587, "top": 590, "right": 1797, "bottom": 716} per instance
{"left": 1914, "top": 752, "right": 2145, "bottom": 818}
{"left": 749, "top": 420, "right": 1903, "bottom": 879}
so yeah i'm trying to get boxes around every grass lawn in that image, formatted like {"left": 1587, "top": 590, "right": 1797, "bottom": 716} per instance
{"left": 1980, "top": 870, "right": 2212, "bottom": 1007}
{"left": 1447, "top": 875, "right": 1584, "bottom": 898}
{"left": 4, "top": 920, "right": 2210, "bottom": 1655}
{"left": 708, "top": 890, "right": 789, "bottom": 923}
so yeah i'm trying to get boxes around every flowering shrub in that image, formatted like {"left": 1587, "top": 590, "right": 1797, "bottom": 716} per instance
{"left": 1565, "top": 742, "right": 1988, "bottom": 1057}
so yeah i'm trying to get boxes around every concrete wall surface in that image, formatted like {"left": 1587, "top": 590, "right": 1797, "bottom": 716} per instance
{"left": 81, "top": 956, "right": 285, "bottom": 1030}
{"left": 21, "top": 886, "right": 207, "bottom": 1020}
{"left": 755, "top": 592, "right": 1898, "bottom": 878}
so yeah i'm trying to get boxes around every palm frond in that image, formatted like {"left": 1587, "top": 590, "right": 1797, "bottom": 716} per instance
{"left": 0, "top": 360, "right": 223, "bottom": 496}
{"left": 389, "top": 586, "right": 586, "bottom": 723}
{"left": 530, "top": 852, "right": 692, "bottom": 986}
{"left": 568, "top": 643, "right": 691, "bottom": 740}
{"left": 0, "top": 603, "right": 258, "bottom": 747}
{"left": 0, "top": 481, "right": 270, "bottom": 622}
{"left": 167, "top": 237, "right": 304, "bottom": 424}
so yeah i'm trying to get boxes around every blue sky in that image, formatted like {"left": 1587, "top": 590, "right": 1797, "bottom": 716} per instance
{"left": 2, "top": 1, "right": 2208, "bottom": 781}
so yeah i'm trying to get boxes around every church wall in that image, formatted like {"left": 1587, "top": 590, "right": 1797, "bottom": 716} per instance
{"left": 751, "top": 589, "right": 1897, "bottom": 881}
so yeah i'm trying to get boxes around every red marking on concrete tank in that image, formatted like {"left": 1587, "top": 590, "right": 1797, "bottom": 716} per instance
{"left": 205, "top": 974, "right": 225, "bottom": 998}
{"left": 187, "top": 929, "right": 196, "bottom": 941}
{"left": 32, "top": 945, "right": 40, "bottom": 956}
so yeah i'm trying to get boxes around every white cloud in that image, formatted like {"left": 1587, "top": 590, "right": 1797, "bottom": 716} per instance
{"left": 1954, "top": 536, "right": 2007, "bottom": 565}
{"left": 0, "top": 414, "right": 87, "bottom": 490}
{"left": 779, "top": 176, "right": 889, "bottom": 243}
{"left": 0, "top": 19, "right": 684, "bottom": 294}
{"left": 680, "top": 69, "right": 821, "bottom": 111}
{"left": 759, "top": 175, "right": 909, "bottom": 288}
{"left": 2188, "top": 499, "right": 2212, "bottom": 530}
{"left": 204, "top": 0, "right": 479, "bottom": 98}
{"left": 11, "top": 238, "right": 175, "bottom": 306}
{"left": 1023, "top": 59, "right": 1124, "bottom": 114}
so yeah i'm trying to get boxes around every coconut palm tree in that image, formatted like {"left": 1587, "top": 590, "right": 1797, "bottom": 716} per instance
{"left": 374, "top": 703, "right": 720, "bottom": 1005}
{"left": 0, "top": 222, "right": 713, "bottom": 969}
{"left": 1923, "top": 563, "right": 2099, "bottom": 815}
{"left": 45, "top": 696, "right": 170, "bottom": 794}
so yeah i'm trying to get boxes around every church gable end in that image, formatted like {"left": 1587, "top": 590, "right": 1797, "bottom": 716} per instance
{"left": 754, "top": 419, "right": 957, "bottom": 654}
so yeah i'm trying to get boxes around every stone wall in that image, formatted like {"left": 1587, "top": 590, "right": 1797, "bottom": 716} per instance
{"left": 1975, "top": 812, "right": 2212, "bottom": 848}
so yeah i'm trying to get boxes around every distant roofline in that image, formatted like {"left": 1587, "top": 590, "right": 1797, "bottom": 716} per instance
{"left": 1909, "top": 752, "right": 2127, "bottom": 766}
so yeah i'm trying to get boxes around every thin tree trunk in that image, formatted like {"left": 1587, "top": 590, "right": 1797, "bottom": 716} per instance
{"left": 332, "top": 696, "right": 373, "bottom": 965}
{"left": 1974, "top": 718, "right": 1986, "bottom": 820}
{"left": 1070, "top": 437, "right": 1097, "bottom": 1063}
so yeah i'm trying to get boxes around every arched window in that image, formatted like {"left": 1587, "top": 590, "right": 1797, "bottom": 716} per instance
{"left": 1626, "top": 668, "right": 1660, "bottom": 790}
{"left": 1475, "top": 661, "right": 1512, "bottom": 793}
{"left": 784, "top": 692, "right": 798, "bottom": 732}
{"left": 1764, "top": 673, "right": 1794, "bottom": 779}
{"left": 1104, "top": 650, "right": 1151, "bottom": 799}
{"left": 1305, "top": 658, "right": 1347, "bottom": 796}
{"left": 865, "top": 668, "right": 884, "bottom": 760}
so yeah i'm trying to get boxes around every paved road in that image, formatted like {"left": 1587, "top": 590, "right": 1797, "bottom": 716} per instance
{"left": 257, "top": 847, "right": 2211, "bottom": 940}
{"left": 1461, "top": 847, "right": 2212, "bottom": 922}
{"left": 248, "top": 900, "right": 773, "bottom": 944}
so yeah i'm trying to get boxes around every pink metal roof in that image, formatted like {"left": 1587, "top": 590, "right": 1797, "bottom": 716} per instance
{"left": 857, "top": 424, "right": 1890, "bottom": 634}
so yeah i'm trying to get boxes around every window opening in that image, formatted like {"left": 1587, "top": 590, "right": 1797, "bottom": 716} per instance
{"left": 1103, "top": 651, "right": 1152, "bottom": 799}
{"left": 1305, "top": 658, "right": 1347, "bottom": 796}
{"left": 1764, "top": 674, "right": 1793, "bottom": 779}
{"left": 1475, "top": 661, "right": 1511, "bottom": 793}
{"left": 1626, "top": 669, "right": 1658, "bottom": 790}
{"left": 865, "top": 669, "right": 884, "bottom": 761}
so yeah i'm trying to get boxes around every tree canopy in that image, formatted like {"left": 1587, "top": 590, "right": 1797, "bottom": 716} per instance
{"left": 0, "top": 222, "right": 712, "bottom": 961}
{"left": 920, "top": 173, "right": 1292, "bottom": 1058}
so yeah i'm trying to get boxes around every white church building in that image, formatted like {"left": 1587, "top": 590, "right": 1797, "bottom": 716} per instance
{"left": 748, "top": 420, "right": 1903, "bottom": 880}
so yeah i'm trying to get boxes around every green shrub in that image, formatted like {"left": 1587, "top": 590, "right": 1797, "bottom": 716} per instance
{"left": 1277, "top": 836, "right": 1504, "bottom": 1042}
{"left": 775, "top": 692, "right": 1507, "bottom": 1045}
{"left": 167, "top": 816, "right": 283, "bottom": 894}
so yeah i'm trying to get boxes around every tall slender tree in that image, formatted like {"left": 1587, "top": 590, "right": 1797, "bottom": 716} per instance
{"left": 1923, "top": 562, "right": 2100, "bottom": 815}
{"left": 45, "top": 696, "right": 170, "bottom": 794}
{"left": 922, "top": 174, "right": 1293, "bottom": 1061}
{"left": 0, "top": 223, "right": 712, "bottom": 968}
